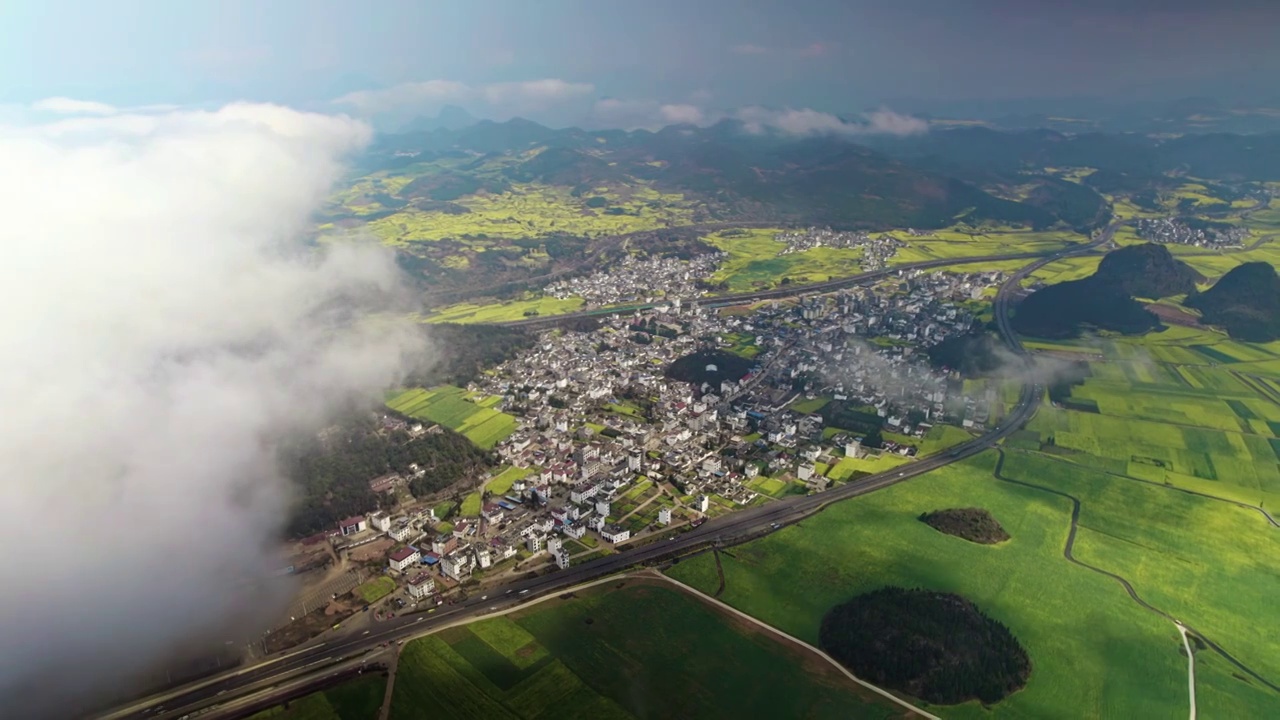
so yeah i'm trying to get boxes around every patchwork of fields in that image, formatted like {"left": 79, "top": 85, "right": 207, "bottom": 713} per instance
{"left": 389, "top": 583, "right": 895, "bottom": 719}
{"left": 386, "top": 386, "right": 517, "bottom": 449}
{"left": 1025, "top": 328, "right": 1280, "bottom": 505}
{"left": 667, "top": 451, "right": 1280, "bottom": 718}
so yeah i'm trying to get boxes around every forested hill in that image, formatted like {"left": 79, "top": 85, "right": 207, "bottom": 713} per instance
{"left": 1186, "top": 262, "right": 1280, "bottom": 342}
{"left": 1092, "top": 243, "right": 1203, "bottom": 298}
{"left": 1012, "top": 244, "right": 1200, "bottom": 339}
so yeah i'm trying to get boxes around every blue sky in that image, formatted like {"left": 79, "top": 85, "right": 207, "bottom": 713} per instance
{"left": 4, "top": 0, "right": 1279, "bottom": 125}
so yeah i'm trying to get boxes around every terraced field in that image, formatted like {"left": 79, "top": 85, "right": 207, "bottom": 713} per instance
{"left": 389, "top": 583, "right": 896, "bottom": 719}
{"left": 387, "top": 386, "right": 517, "bottom": 449}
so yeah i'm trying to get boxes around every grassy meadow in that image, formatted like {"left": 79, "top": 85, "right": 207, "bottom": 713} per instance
{"left": 388, "top": 583, "right": 896, "bottom": 719}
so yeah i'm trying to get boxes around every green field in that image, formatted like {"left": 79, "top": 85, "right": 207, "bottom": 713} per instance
{"left": 340, "top": 174, "right": 698, "bottom": 244}
{"left": 387, "top": 386, "right": 517, "bottom": 449}
{"left": 885, "top": 228, "right": 1081, "bottom": 266}
{"left": 701, "top": 228, "right": 867, "bottom": 292}
{"left": 667, "top": 452, "right": 1280, "bottom": 717}
{"left": 389, "top": 584, "right": 896, "bottom": 719}
{"left": 424, "top": 296, "right": 586, "bottom": 324}
{"left": 486, "top": 466, "right": 531, "bottom": 496}
{"left": 460, "top": 491, "right": 482, "bottom": 517}
{"left": 354, "top": 576, "right": 396, "bottom": 604}
{"left": 248, "top": 673, "right": 386, "bottom": 720}
{"left": 789, "top": 396, "right": 831, "bottom": 414}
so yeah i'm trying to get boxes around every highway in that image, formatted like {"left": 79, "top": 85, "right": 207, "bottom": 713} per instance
{"left": 96, "top": 226, "right": 1114, "bottom": 720}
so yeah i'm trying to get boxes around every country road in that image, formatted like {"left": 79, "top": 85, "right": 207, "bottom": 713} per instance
{"left": 94, "top": 226, "right": 1113, "bottom": 720}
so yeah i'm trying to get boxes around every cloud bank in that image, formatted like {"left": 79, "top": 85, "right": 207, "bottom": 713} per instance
{"left": 584, "top": 96, "right": 925, "bottom": 136}
{"left": 737, "top": 106, "right": 929, "bottom": 136}
{"left": 0, "top": 102, "right": 420, "bottom": 717}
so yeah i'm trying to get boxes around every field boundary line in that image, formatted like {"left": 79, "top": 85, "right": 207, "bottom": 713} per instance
{"left": 1014, "top": 448, "right": 1279, "bottom": 528}
{"left": 654, "top": 571, "right": 941, "bottom": 719}
{"left": 992, "top": 448, "right": 1280, "bottom": 694}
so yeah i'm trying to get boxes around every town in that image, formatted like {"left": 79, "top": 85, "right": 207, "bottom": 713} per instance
{"left": 1135, "top": 217, "right": 1250, "bottom": 248}
{"left": 775, "top": 226, "right": 907, "bottom": 270}
{"left": 271, "top": 266, "right": 1009, "bottom": 646}
{"left": 542, "top": 251, "right": 726, "bottom": 307}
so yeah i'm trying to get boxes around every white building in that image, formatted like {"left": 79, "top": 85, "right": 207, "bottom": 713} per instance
{"left": 554, "top": 547, "right": 571, "bottom": 569}
{"left": 338, "top": 516, "right": 367, "bottom": 536}
{"left": 657, "top": 507, "right": 672, "bottom": 525}
{"left": 546, "top": 537, "right": 563, "bottom": 555}
{"left": 595, "top": 499, "right": 611, "bottom": 517}
{"left": 601, "top": 525, "right": 631, "bottom": 544}
{"left": 389, "top": 522, "right": 414, "bottom": 542}
{"left": 387, "top": 546, "right": 420, "bottom": 572}
{"left": 407, "top": 573, "right": 435, "bottom": 600}
{"left": 696, "top": 495, "right": 710, "bottom": 513}
{"left": 526, "top": 535, "right": 542, "bottom": 553}
{"left": 369, "top": 511, "right": 392, "bottom": 533}
{"left": 475, "top": 546, "right": 493, "bottom": 570}
{"left": 845, "top": 440, "right": 862, "bottom": 458}
{"left": 441, "top": 550, "right": 473, "bottom": 581}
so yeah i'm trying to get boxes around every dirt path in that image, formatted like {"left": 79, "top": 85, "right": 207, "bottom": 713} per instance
{"left": 1178, "top": 623, "right": 1197, "bottom": 720}
{"left": 992, "top": 448, "right": 1280, "bottom": 693}
{"left": 655, "top": 572, "right": 940, "bottom": 719}
{"left": 711, "top": 549, "right": 727, "bottom": 598}
{"left": 377, "top": 646, "right": 400, "bottom": 720}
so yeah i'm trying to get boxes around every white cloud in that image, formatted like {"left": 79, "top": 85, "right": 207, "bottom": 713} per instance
{"left": 481, "top": 78, "right": 594, "bottom": 108}
{"left": 586, "top": 99, "right": 715, "bottom": 130}
{"left": 0, "top": 104, "right": 421, "bottom": 717}
{"left": 862, "top": 108, "right": 930, "bottom": 135}
{"left": 660, "top": 104, "right": 706, "bottom": 125}
{"left": 334, "top": 78, "right": 592, "bottom": 118}
{"left": 31, "top": 96, "right": 118, "bottom": 115}
{"left": 736, "top": 106, "right": 928, "bottom": 137}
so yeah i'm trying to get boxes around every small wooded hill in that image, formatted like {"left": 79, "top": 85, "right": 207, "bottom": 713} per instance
{"left": 919, "top": 508, "right": 1011, "bottom": 544}
{"left": 1092, "top": 242, "right": 1204, "bottom": 298}
{"left": 819, "top": 587, "right": 1031, "bottom": 705}
{"left": 1185, "top": 262, "right": 1280, "bottom": 342}
{"left": 1012, "top": 243, "right": 1200, "bottom": 339}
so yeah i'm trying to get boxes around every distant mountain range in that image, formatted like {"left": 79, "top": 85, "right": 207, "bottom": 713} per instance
{"left": 868, "top": 127, "right": 1280, "bottom": 184}
{"left": 359, "top": 117, "right": 1116, "bottom": 231}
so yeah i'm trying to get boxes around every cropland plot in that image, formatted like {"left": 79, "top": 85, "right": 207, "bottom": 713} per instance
{"left": 1000, "top": 451, "right": 1280, "bottom": 694}
{"left": 390, "top": 583, "right": 896, "bottom": 720}
{"left": 827, "top": 452, "right": 911, "bottom": 481}
{"left": 387, "top": 386, "right": 517, "bottom": 449}
{"left": 669, "top": 452, "right": 1280, "bottom": 718}
{"left": 746, "top": 475, "right": 789, "bottom": 497}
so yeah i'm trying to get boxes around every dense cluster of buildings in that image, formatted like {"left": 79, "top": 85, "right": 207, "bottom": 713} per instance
{"left": 319, "top": 267, "right": 1008, "bottom": 610}
{"left": 1136, "top": 218, "right": 1249, "bottom": 248}
{"left": 543, "top": 252, "right": 725, "bottom": 306}
{"left": 774, "top": 227, "right": 906, "bottom": 270}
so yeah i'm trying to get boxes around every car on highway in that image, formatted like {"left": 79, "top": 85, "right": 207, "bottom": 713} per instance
{"left": 519, "top": 589, "right": 529, "bottom": 595}
{"left": 480, "top": 595, "right": 488, "bottom": 600}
